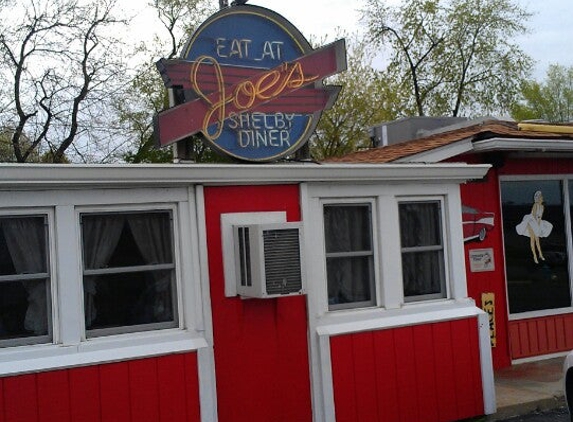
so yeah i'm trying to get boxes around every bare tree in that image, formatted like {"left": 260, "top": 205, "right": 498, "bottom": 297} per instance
{"left": 0, "top": 0, "right": 131, "bottom": 163}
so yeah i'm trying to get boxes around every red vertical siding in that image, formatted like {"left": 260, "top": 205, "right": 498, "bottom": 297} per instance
{"left": 203, "top": 185, "right": 312, "bottom": 422}
{"left": 460, "top": 166, "right": 512, "bottom": 369}
{"left": 0, "top": 353, "right": 201, "bottom": 422}
{"left": 330, "top": 318, "right": 484, "bottom": 422}
{"left": 509, "top": 314, "right": 573, "bottom": 359}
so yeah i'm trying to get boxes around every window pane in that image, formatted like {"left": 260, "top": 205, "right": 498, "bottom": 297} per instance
{"left": 399, "top": 201, "right": 446, "bottom": 301}
{"left": 82, "top": 212, "right": 173, "bottom": 270}
{"left": 324, "top": 204, "right": 375, "bottom": 309}
{"left": 399, "top": 202, "right": 442, "bottom": 247}
{"left": 324, "top": 205, "right": 372, "bottom": 253}
{"left": 402, "top": 250, "right": 445, "bottom": 297}
{"left": 501, "top": 181, "right": 571, "bottom": 313}
{"left": 327, "top": 256, "right": 374, "bottom": 306}
{"left": 85, "top": 270, "right": 175, "bottom": 332}
{"left": 82, "top": 211, "right": 177, "bottom": 335}
{"left": 0, "top": 215, "right": 50, "bottom": 346}
{"left": 0, "top": 216, "right": 47, "bottom": 275}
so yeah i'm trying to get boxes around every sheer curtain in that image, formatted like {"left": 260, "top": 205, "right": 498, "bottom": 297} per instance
{"left": 2, "top": 217, "right": 48, "bottom": 335}
{"left": 128, "top": 213, "right": 173, "bottom": 320}
{"left": 399, "top": 202, "right": 443, "bottom": 297}
{"left": 324, "top": 205, "right": 373, "bottom": 305}
{"left": 82, "top": 215, "right": 124, "bottom": 325}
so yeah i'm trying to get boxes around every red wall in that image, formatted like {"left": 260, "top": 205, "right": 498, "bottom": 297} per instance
{"left": 203, "top": 185, "right": 312, "bottom": 422}
{"left": 462, "top": 156, "right": 573, "bottom": 367}
{"left": 330, "top": 318, "right": 484, "bottom": 422}
{"left": 461, "top": 168, "right": 511, "bottom": 369}
{"left": 0, "top": 353, "right": 201, "bottom": 422}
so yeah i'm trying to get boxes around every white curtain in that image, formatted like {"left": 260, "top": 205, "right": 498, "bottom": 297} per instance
{"left": 2, "top": 217, "right": 48, "bottom": 335}
{"left": 324, "top": 205, "right": 373, "bottom": 305}
{"left": 82, "top": 215, "right": 124, "bottom": 325}
{"left": 128, "top": 213, "right": 172, "bottom": 319}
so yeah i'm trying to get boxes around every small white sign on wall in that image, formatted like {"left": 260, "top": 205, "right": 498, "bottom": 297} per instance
{"left": 469, "top": 248, "right": 495, "bottom": 272}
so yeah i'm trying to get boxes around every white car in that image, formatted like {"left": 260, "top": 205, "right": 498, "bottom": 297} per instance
{"left": 565, "top": 351, "right": 573, "bottom": 421}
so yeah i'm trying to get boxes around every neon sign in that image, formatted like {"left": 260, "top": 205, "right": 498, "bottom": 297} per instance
{"left": 154, "top": 5, "right": 347, "bottom": 162}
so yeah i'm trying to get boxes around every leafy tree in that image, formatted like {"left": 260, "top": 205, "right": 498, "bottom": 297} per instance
{"left": 511, "top": 64, "right": 573, "bottom": 123}
{"left": 310, "top": 36, "right": 399, "bottom": 160}
{"left": 119, "top": 0, "right": 221, "bottom": 163}
{"left": 362, "top": 0, "right": 534, "bottom": 117}
{"left": 0, "top": 0, "right": 131, "bottom": 163}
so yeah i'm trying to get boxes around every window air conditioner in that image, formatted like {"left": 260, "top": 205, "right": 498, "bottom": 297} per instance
{"left": 233, "top": 222, "right": 305, "bottom": 298}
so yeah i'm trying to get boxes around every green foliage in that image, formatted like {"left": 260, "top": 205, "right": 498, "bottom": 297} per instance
{"left": 118, "top": 0, "right": 215, "bottom": 163}
{"left": 362, "top": 0, "right": 534, "bottom": 117}
{"left": 511, "top": 64, "right": 573, "bottom": 123}
{"left": 310, "top": 36, "right": 399, "bottom": 160}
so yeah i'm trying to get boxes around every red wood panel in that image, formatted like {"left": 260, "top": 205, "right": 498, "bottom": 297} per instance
{"left": 100, "top": 362, "right": 131, "bottom": 422}
{"left": 128, "top": 358, "right": 160, "bottom": 422}
{"left": 373, "top": 330, "right": 399, "bottom": 421}
{"left": 432, "top": 322, "right": 458, "bottom": 422}
{"left": 3, "top": 374, "right": 38, "bottom": 422}
{"left": 330, "top": 318, "right": 484, "bottom": 422}
{"left": 0, "top": 378, "right": 4, "bottom": 422}
{"left": 330, "top": 335, "right": 357, "bottom": 422}
{"left": 509, "top": 314, "right": 573, "bottom": 359}
{"left": 0, "top": 352, "right": 201, "bottom": 422}
{"left": 203, "top": 185, "right": 312, "bottom": 422}
{"left": 412, "top": 325, "right": 439, "bottom": 422}
{"left": 393, "top": 327, "right": 418, "bottom": 422}
{"left": 183, "top": 353, "right": 201, "bottom": 422}
{"left": 37, "top": 370, "right": 71, "bottom": 422}
{"left": 352, "top": 332, "right": 379, "bottom": 421}
{"left": 157, "top": 354, "right": 189, "bottom": 422}
{"left": 69, "top": 366, "right": 100, "bottom": 422}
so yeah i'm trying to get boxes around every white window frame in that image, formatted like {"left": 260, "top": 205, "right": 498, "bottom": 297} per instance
{"left": 77, "top": 205, "right": 180, "bottom": 338}
{"left": 0, "top": 188, "right": 208, "bottom": 377}
{"left": 398, "top": 196, "right": 450, "bottom": 303}
{"left": 0, "top": 208, "right": 55, "bottom": 348}
{"left": 322, "top": 199, "right": 378, "bottom": 311}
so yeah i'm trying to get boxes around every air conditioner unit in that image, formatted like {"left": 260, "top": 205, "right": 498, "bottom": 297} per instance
{"left": 233, "top": 222, "right": 305, "bottom": 298}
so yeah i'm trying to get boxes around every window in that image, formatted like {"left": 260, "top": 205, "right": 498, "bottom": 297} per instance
{"left": 501, "top": 180, "right": 571, "bottom": 314}
{"left": 0, "top": 215, "right": 51, "bottom": 347}
{"left": 323, "top": 203, "right": 375, "bottom": 310}
{"left": 81, "top": 210, "right": 178, "bottom": 336}
{"left": 399, "top": 200, "right": 447, "bottom": 302}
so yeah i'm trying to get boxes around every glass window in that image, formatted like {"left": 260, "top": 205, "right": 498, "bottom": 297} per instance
{"left": 501, "top": 180, "right": 571, "bottom": 314}
{"left": 81, "top": 210, "right": 178, "bottom": 336}
{"left": 0, "top": 215, "right": 51, "bottom": 347}
{"left": 323, "top": 204, "right": 375, "bottom": 310}
{"left": 399, "top": 201, "right": 447, "bottom": 302}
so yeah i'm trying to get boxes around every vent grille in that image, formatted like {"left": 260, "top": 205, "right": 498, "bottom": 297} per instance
{"left": 262, "top": 228, "right": 302, "bottom": 295}
{"left": 237, "top": 227, "right": 252, "bottom": 287}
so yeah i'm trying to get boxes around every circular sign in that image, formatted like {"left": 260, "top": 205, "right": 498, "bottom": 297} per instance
{"left": 181, "top": 5, "right": 321, "bottom": 162}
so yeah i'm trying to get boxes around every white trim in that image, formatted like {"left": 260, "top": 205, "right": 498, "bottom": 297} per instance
{"left": 0, "top": 331, "right": 208, "bottom": 377}
{"left": 478, "top": 311, "right": 497, "bottom": 415}
{"left": 474, "top": 137, "right": 573, "bottom": 153}
{"left": 512, "top": 351, "right": 570, "bottom": 365}
{"left": 508, "top": 307, "right": 573, "bottom": 321}
{"left": 220, "top": 211, "right": 286, "bottom": 297}
{"left": 0, "top": 162, "right": 490, "bottom": 188}
{"left": 194, "top": 186, "right": 219, "bottom": 422}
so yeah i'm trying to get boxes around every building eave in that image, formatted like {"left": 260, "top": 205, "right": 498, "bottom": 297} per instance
{"left": 0, "top": 162, "right": 490, "bottom": 189}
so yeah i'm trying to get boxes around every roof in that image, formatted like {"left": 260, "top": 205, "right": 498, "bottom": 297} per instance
{"left": 326, "top": 120, "right": 573, "bottom": 164}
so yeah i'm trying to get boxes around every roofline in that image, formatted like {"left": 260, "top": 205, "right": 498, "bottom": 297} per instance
{"left": 0, "top": 163, "right": 490, "bottom": 189}
{"left": 472, "top": 137, "right": 573, "bottom": 153}
{"left": 395, "top": 138, "right": 474, "bottom": 163}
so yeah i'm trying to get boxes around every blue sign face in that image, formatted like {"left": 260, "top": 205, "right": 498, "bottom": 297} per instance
{"left": 181, "top": 5, "right": 318, "bottom": 162}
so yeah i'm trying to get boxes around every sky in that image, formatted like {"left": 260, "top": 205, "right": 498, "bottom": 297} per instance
{"left": 247, "top": 0, "right": 573, "bottom": 80}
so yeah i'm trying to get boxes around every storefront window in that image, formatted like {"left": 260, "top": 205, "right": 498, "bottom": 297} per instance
{"left": 501, "top": 180, "right": 571, "bottom": 314}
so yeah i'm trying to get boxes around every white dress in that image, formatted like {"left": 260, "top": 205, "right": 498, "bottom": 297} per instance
{"left": 515, "top": 205, "right": 553, "bottom": 238}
